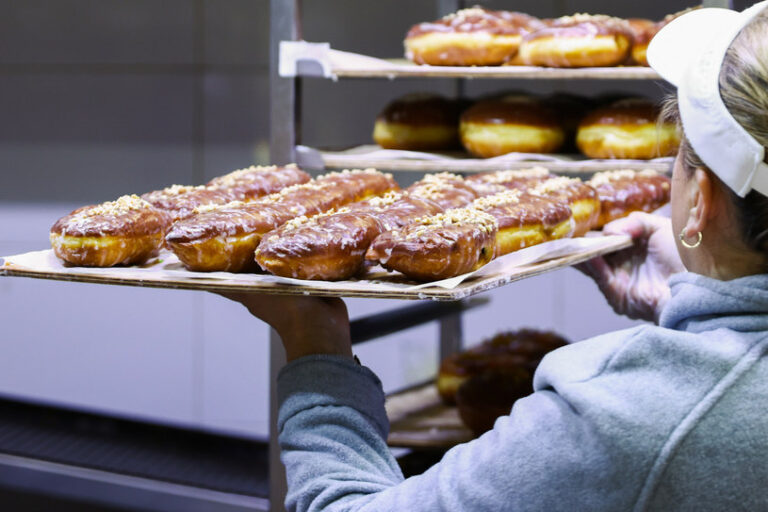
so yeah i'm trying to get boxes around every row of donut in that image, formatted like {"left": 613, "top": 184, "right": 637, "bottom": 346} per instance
{"left": 405, "top": 6, "right": 697, "bottom": 68}
{"left": 374, "top": 93, "right": 680, "bottom": 160}
{"left": 360, "top": 169, "right": 669, "bottom": 281}
{"left": 50, "top": 165, "right": 669, "bottom": 283}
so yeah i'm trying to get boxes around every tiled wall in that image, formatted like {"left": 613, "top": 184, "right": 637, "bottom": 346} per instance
{"left": 0, "top": 0, "right": 708, "bottom": 437}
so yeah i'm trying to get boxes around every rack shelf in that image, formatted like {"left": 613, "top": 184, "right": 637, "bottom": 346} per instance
{"left": 297, "top": 145, "right": 673, "bottom": 174}
{"left": 386, "top": 383, "right": 473, "bottom": 449}
{"left": 280, "top": 43, "right": 661, "bottom": 81}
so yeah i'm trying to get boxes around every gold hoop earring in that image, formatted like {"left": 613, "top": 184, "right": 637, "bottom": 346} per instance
{"left": 679, "top": 229, "right": 702, "bottom": 249}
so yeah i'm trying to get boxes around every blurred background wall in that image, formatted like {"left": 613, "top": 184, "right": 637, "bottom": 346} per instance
{"left": 0, "top": 0, "right": 730, "bottom": 439}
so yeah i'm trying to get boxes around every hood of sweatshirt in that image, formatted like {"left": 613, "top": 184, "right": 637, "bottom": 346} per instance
{"left": 660, "top": 272, "right": 768, "bottom": 333}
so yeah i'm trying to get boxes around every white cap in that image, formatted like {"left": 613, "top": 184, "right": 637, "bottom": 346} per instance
{"left": 647, "top": 1, "right": 768, "bottom": 197}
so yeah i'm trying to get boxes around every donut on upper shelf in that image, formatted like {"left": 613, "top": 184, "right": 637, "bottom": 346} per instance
{"left": 626, "top": 18, "right": 656, "bottom": 66}
{"left": 372, "top": 92, "right": 678, "bottom": 160}
{"left": 576, "top": 98, "right": 680, "bottom": 160}
{"left": 404, "top": 6, "right": 544, "bottom": 66}
{"left": 517, "top": 14, "right": 634, "bottom": 68}
{"left": 372, "top": 93, "right": 465, "bottom": 151}
{"left": 403, "top": 5, "right": 700, "bottom": 68}
{"left": 459, "top": 95, "right": 565, "bottom": 157}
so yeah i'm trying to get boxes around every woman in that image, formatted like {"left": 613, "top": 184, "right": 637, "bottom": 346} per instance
{"left": 225, "top": 4, "right": 768, "bottom": 511}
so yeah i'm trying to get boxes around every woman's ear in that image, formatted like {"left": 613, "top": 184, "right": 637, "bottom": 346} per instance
{"left": 684, "top": 167, "right": 716, "bottom": 236}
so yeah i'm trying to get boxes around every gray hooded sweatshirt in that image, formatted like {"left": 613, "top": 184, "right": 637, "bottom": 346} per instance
{"left": 277, "top": 272, "right": 768, "bottom": 511}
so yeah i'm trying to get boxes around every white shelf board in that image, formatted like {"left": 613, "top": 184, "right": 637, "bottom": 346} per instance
{"left": 280, "top": 42, "right": 662, "bottom": 81}
{"left": 297, "top": 145, "right": 674, "bottom": 174}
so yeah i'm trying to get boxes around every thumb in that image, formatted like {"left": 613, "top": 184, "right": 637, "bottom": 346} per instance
{"left": 602, "top": 213, "right": 648, "bottom": 239}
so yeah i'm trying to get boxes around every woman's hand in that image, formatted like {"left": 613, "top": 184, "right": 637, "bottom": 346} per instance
{"left": 219, "top": 293, "right": 353, "bottom": 362}
{"left": 577, "top": 212, "right": 685, "bottom": 323}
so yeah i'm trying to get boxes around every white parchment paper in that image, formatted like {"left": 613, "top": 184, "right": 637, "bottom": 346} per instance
{"left": 300, "top": 144, "right": 674, "bottom": 167}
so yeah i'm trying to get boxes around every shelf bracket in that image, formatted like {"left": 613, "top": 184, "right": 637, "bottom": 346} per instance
{"left": 279, "top": 41, "right": 333, "bottom": 78}
{"left": 350, "top": 298, "right": 487, "bottom": 345}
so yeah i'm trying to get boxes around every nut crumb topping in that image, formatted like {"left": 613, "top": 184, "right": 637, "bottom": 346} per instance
{"left": 411, "top": 208, "right": 497, "bottom": 232}
{"left": 192, "top": 200, "right": 246, "bottom": 215}
{"left": 365, "top": 191, "right": 403, "bottom": 208}
{"left": 280, "top": 206, "right": 353, "bottom": 232}
{"left": 530, "top": 177, "right": 580, "bottom": 195}
{"left": 471, "top": 190, "right": 523, "bottom": 209}
{"left": 210, "top": 165, "right": 279, "bottom": 185}
{"left": 323, "top": 168, "right": 383, "bottom": 178}
{"left": 555, "top": 13, "right": 627, "bottom": 26}
{"left": 446, "top": 6, "right": 488, "bottom": 19}
{"left": 478, "top": 167, "right": 549, "bottom": 184}
{"left": 589, "top": 169, "right": 658, "bottom": 186}
{"left": 156, "top": 184, "right": 205, "bottom": 196}
{"left": 72, "top": 195, "right": 151, "bottom": 220}
{"left": 421, "top": 172, "right": 464, "bottom": 183}
{"left": 281, "top": 215, "right": 313, "bottom": 231}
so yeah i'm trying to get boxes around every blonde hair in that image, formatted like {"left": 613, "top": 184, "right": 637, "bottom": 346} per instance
{"left": 720, "top": 10, "right": 768, "bottom": 151}
{"left": 663, "top": 8, "right": 768, "bottom": 257}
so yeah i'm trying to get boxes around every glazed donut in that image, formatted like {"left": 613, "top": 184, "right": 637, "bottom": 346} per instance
{"left": 255, "top": 170, "right": 491, "bottom": 280}
{"left": 366, "top": 208, "right": 498, "bottom": 282}
{"left": 470, "top": 190, "right": 573, "bottom": 255}
{"left": 255, "top": 192, "right": 444, "bottom": 281}
{"left": 518, "top": 14, "right": 633, "bottom": 68}
{"left": 588, "top": 169, "right": 671, "bottom": 228}
{"left": 365, "top": 186, "right": 573, "bottom": 281}
{"left": 205, "top": 164, "right": 311, "bottom": 201}
{"left": 256, "top": 207, "right": 386, "bottom": 281}
{"left": 50, "top": 195, "right": 171, "bottom": 267}
{"left": 576, "top": 98, "right": 680, "bottom": 159}
{"left": 465, "top": 167, "right": 553, "bottom": 196}
{"left": 626, "top": 18, "right": 655, "bottom": 66}
{"left": 143, "top": 164, "right": 310, "bottom": 222}
{"left": 165, "top": 169, "right": 398, "bottom": 272}
{"left": 404, "top": 172, "right": 479, "bottom": 209}
{"left": 460, "top": 96, "right": 565, "bottom": 157}
{"left": 438, "top": 328, "right": 568, "bottom": 405}
{"left": 405, "top": 7, "right": 543, "bottom": 66}
{"left": 529, "top": 177, "right": 601, "bottom": 237}
{"left": 455, "top": 372, "right": 532, "bottom": 435}
{"left": 373, "top": 93, "right": 463, "bottom": 151}
{"left": 141, "top": 185, "right": 240, "bottom": 223}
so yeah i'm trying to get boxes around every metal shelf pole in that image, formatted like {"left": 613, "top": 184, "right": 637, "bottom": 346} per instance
{"left": 268, "top": 330, "right": 287, "bottom": 512}
{"left": 437, "top": 0, "right": 465, "bottom": 99}
{"left": 702, "top": 0, "right": 733, "bottom": 7}
{"left": 270, "top": 0, "right": 301, "bottom": 166}
{"left": 269, "top": 1, "right": 301, "bottom": 509}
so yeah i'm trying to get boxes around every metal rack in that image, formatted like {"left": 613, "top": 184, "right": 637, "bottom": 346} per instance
{"left": 265, "top": 1, "right": 731, "bottom": 510}
{"left": 267, "top": 2, "right": 479, "bottom": 509}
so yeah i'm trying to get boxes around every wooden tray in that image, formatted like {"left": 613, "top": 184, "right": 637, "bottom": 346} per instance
{"left": 0, "top": 235, "right": 631, "bottom": 301}
{"left": 279, "top": 44, "right": 661, "bottom": 81}
{"left": 386, "top": 383, "right": 473, "bottom": 448}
